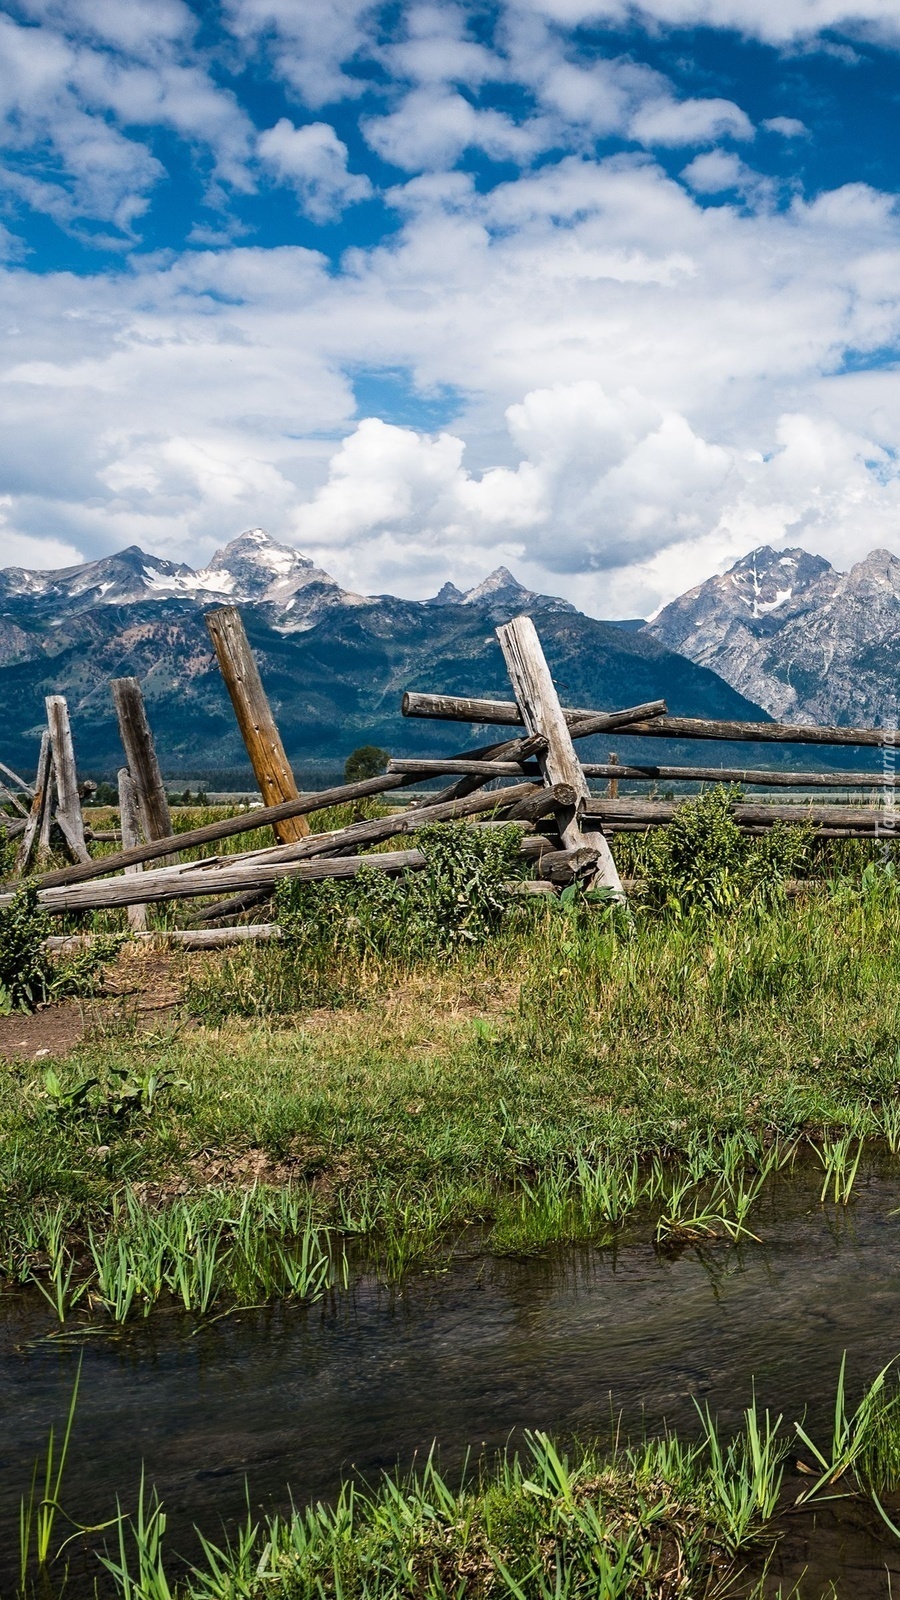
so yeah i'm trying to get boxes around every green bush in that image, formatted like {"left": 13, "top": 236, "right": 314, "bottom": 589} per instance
{"left": 643, "top": 786, "right": 812, "bottom": 916}
{"left": 278, "top": 821, "right": 525, "bottom": 958}
{"left": 0, "top": 887, "right": 124, "bottom": 1014}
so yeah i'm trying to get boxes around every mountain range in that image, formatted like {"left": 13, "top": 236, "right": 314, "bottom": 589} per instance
{"left": 647, "top": 545, "right": 900, "bottom": 728}
{"left": 0, "top": 529, "right": 767, "bottom": 777}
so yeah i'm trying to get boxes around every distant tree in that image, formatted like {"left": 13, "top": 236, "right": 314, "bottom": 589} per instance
{"left": 344, "top": 745, "right": 389, "bottom": 783}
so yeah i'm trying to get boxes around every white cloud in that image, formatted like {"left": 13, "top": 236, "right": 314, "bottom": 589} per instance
{"left": 629, "top": 95, "right": 754, "bottom": 147}
{"left": 509, "top": 1, "right": 900, "bottom": 49}
{"left": 364, "top": 89, "right": 552, "bottom": 171}
{"left": 5, "top": 151, "right": 900, "bottom": 616}
{"left": 763, "top": 115, "right": 809, "bottom": 137}
{"left": 258, "top": 120, "right": 372, "bottom": 221}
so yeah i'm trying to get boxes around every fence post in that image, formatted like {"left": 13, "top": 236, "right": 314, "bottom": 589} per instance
{"left": 16, "top": 730, "right": 51, "bottom": 873}
{"left": 496, "top": 615, "right": 624, "bottom": 900}
{"left": 44, "top": 696, "right": 90, "bottom": 863}
{"left": 118, "top": 767, "right": 149, "bottom": 931}
{"left": 205, "top": 606, "right": 309, "bottom": 843}
{"left": 110, "top": 678, "right": 172, "bottom": 846}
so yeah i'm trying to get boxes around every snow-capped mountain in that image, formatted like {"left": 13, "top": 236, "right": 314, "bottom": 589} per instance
{"left": 647, "top": 544, "right": 900, "bottom": 726}
{"left": 0, "top": 529, "right": 766, "bottom": 772}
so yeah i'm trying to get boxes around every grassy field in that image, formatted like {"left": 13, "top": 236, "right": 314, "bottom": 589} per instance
{"left": 4, "top": 866, "right": 900, "bottom": 1307}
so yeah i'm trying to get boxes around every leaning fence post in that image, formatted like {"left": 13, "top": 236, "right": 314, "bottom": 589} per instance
{"left": 44, "top": 696, "right": 90, "bottom": 864}
{"left": 16, "top": 730, "right": 51, "bottom": 873}
{"left": 110, "top": 678, "right": 173, "bottom": 847}
{"left": 118, "top": 768, "right": 148, "bottom": 931}
{"left": 495, "top": 615, "right": 625, "bottom": 901}
{"left": 204, "top": 606, "right": 309, "bottom": 843}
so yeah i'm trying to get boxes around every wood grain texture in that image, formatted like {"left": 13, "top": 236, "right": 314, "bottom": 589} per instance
{"left": 117, "top": 766, "right": 148, "bottom": 932}
{"left": 15, "top": 730, "right": 50, "bottom": 873}
{"left": 402, "top": 691, "right": 666, "bottom": 732}
{"left": 110, "top": 678, "right": 173, "bottom": 846}
{"left": 205, "top": 606, "right": 308, "bottom": 843}
{"left": 45, "top": 695, "right": 89, "bottom": 863}
{"left": 496, "top": 615, "right": 624, "bottom": 900}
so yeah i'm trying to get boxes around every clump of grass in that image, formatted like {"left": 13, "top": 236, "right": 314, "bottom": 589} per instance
{"left": 186, "top": 821, "right": 526, "bottom": 1021}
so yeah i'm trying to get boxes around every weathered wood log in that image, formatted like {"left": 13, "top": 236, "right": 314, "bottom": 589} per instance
{"left": 45, "top": 696, "right": 90, "bottom": 863}
{"left": 212, "top": 780, "right": 543, "bottom": 869}
{"left": 504, "top": 783, "right": 577, "bottom": 823}
{"left": 402, "top": 692, "right": 666, "bottom": 732}
{"left": 537, "top": 845, "right": 600, "bottom": 883}
{"left": 0, "top": 777, "right": 27, "bottom": 818}
{"left": 110, "top": 678, "right": 173, "bottom": 848}
{"left": 607, "top": 716, "right": 900, "bottom": 749}
{"left": 45, "top": 924, "right": 283, "bottom": 953}
{"left": 402, "top": 693, "right": 900, "bottom": 752}
{"left": 0, "top": 817, "right": 26, "bottom": 839}
{"left": 406, "top": 732, "right": 547, "bottom": 809}
{"left": 505, "top": 879, "right": 557, "bottom": 896}
{"left": 39, "top": 760, "right": 56, "bottom": 857}
{"left": 10, "top": 848, "right": 428, "bottom": 916}
{"left": 389, "top": 758, "right": 535, "bottom": 778}
{"left": 0, "top": 759, "right": 33, "bottom": 798}
{"left": 15, "top": 731, "right": 50, "bottom": 873}
{"left": 496, "top": 616, "right": 624, "bottom": 900}
{"left": 579, "top": 762, "right": 900, "bottom": 788}
{"left": 118, "top": 767, "right": 148, "bottom": 932}
{"left": 205, "top": 607, "right": 309, "bottom": 843}
{"left": 580, "top": 799, "right": 897, "bottom": 830}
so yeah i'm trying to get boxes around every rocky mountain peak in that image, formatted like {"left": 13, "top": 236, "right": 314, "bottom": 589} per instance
{"left": 725, "top": 546, "right": 834, "bottom": 617}
{"left": 426, "top": 581, "right": 466, "bottom": 606}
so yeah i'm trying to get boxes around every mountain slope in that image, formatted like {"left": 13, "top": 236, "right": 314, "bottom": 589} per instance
{"left": 0, "top": 530, "right": 770, "bottom": 776}
{"left": 648, "top": 544, "right": 900, "bottom": 728}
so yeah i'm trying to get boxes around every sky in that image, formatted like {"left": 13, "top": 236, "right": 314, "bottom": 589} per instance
{"left": 3, "top": 3, "right": 900, "bottom": 617}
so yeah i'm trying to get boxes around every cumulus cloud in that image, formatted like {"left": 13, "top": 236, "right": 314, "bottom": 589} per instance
{"left": 5, "top": 147, "right": 900, "bottom": 614}
{"left": 629, "top": 95, "right": 754, "bottom": 147}
{"left": 258, "top": 120, "right": 372, "bottom": 221}
{"left": 364, "top": 89, "right": 552, "bottom": 171}
{"left": 511, "top": 1, "right": 900, "bottom": 49}
{"left": 763, "top": 115, "right": 809, "bottom": 137}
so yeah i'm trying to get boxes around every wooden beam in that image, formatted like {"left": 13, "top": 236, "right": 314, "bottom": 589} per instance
{"left": 401, "top": 691, "right": 666, "bottom": 732}
{"left": 496, "top": 615, "right": 624, "bottom": 900}
{"left": 579, "top": 762, "right": 900, "bottom": 788}
{"left": 110, "top": 678, "right": 172, "bottom": 847}
{"left": 580, "top": 799, "right": 895, "bottom": 830}
{"left": 45, "top": 924, "right": 283, "bottom": 953}
{"left": 205, "top": 606, "right": 309, "bottom": 843}
{"left": 118, "top": 767, "right": 148, "bottom": 932}
{"left": 0, "top": 759, "right": 33, "bottom": 798}
{"left": 15, "top": 732, "right": 50, "bottom": 874}
{"left": 402, "top": 693, "right": 900, "bottom": 752}
{"left": 12, "top": 848, "right": 428, "bottom": 915}
{"left": 45, "top": 696, "right": 90, "bottom": 863}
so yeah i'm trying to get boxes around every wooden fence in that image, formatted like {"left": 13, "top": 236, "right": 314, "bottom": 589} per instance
{"left": 1, "top": 606, "right": 897, "bottom": 930}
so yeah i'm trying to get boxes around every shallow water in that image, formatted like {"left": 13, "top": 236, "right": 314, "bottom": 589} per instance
{"left": 3, "top": 1169, "right": 900, "bottom": 1595}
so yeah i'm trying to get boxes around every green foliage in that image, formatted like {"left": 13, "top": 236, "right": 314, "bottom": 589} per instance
{"left": 0, "top": 887, "right": 123, "bottom": 1014}
{"left": 344, "top": 745, "right": 390, "bottom": 783}
{"left": 279, "top": 821, "right": 524, "bottom": 960}
{"left": 643, "top": 786, "right": 812, "bottom": 915}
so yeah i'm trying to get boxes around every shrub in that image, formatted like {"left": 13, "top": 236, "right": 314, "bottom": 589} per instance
{"left": 643, "top": 786, "right": 812, "bottom": 916}
{"left": 0, "top": 887, "right": 124, "bottom": 1014}
{"left": 277, "top": 821, "right": 525, "bottom": 959}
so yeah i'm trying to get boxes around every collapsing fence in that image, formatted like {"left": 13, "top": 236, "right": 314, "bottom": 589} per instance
{"left": 1, "top": 607, "right": 899, "bottom": 931}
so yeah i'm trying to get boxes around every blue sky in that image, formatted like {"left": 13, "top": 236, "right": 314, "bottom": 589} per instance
{"left": 3, "top": 0, "right": 900, "bottom": 616}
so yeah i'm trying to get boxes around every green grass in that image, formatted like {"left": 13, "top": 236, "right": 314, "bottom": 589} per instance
{"left": 5, "top": 873, "right": 900, "bottom": 1316}
{"left": 21, "top": 1358, "right": 900, "bottom": 1599}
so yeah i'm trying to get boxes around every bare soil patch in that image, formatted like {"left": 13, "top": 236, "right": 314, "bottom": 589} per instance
{"left": 0, "top": 946, "right": 186, "bottom": 1062}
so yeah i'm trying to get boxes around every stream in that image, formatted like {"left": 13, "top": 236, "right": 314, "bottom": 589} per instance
{"left": 3, "top": 1168, "right": 900, "bottom": 1595}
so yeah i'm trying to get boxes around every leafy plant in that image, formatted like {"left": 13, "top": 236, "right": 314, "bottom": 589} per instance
{"left": 0, "top": 887, "right": 51, "bottom": 1012}
{"left": 278, "top": 820, "right": 525, "bottom": 960}
{"left": 643, "top": 786, "right": 812, "bottom": 916}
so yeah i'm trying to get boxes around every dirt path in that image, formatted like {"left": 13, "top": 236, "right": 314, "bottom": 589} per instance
{"left": 0, "top": 949, "right": 185, "bottom": 1061}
